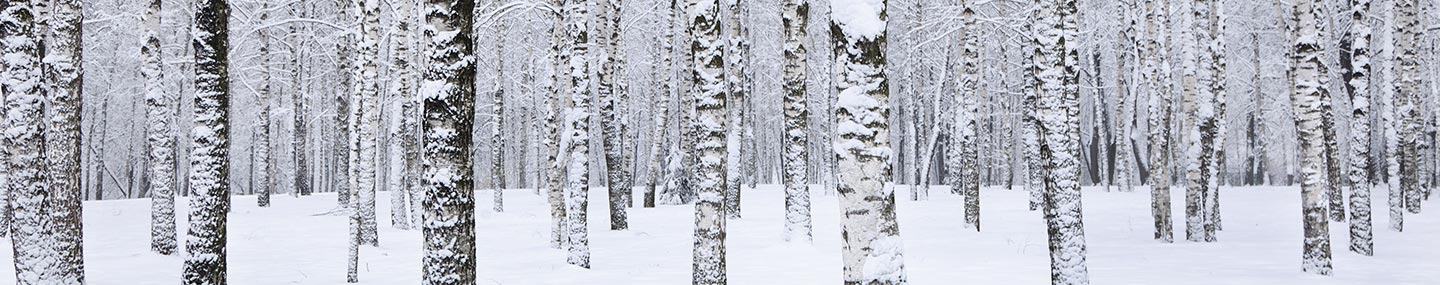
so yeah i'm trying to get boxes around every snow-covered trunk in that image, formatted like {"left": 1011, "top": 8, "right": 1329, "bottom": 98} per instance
{"left": 644, "top": 0, "right": 676, "bottom": 209}
{"left": 721, "top": 0, "right": 747, "bottom": 220}
{"left": 1290, "top": 0, "right": 1334, "bottom": 275}
{"left": 1344, "top": 0, "right": 1374, "bottom": 256}
{"left": 1114, "top": 0, "right": 1137, "bottom": 193}
{"left": 1204, "top": 0, "right": 1227, "bottom": 232}
{"left": 1394, "top": 0, "right": 1423, "bottom": 215}
{"left": 0, "top": 86, "right": 6, "bottom": 240}
{"left": 1036, "top": 0, "right": 1091, "bottom": 283}
{"left": 91, "top": 95, "right": 107, "bottom": 201}
{"left": 599, "top": 0, "right": 631, "bottom": 229}
{"left": 355, "top": 0, "right": 382, "bottom": 247}
{"left": 1140, "top": 0, "right": 1175, "bottom": 243}
{"left": 183, "top": 0, "right": 233, "bottom": 282}
{"left": 490, "top": 2, "right": 508, "bottom": 214}
{"left": 900, "top": 0, "right": 920, "bottom": 201}
{"left": 347, "top": 186, "right": 361, "bottom": 282}
{"left": 545, "top": 0, "right": 570, "bottom": 248}
{"left": 743, "top": 67, "right": 758, "bottom": 191}
{"left": 335, "top": 0, "right": 354, "bottom": 206}
{"left": 0, "top": 51, "right": 7, "bottom": 240}
{"left": 1381, "top": 3, "right": 1403, "bottom": 231}
{"left": 421, "top": 0, "right": 478, "bottom": 282}
{"left": 1246, "top": 34, "right": 1266, "bottom": 186}
{"left": 688, "top": 0, "right": 728, "bottom": 281}
{"left": 781, "top": 0, "right": 810, "bottom": 243}
{"left": 1181, "top": 0, "right": 1217, "bottom": 243}
{"left": 143, "top": 0, "right": 177, "bottom": 255}
{"left": 3, "top": 1, "right": 54, "bottom": 282}
{"left": 830, "top": 1, "right": 907, "bottom": 283}
{"left": 255, "top": 1, "right": 273, "bottom": 208}
{"left": 43, "top": 0, "right": 86, "bottom": 280}
{"left": 1022, "top": 7, "right": 1043, "bottom": 212}
{"left": 292, "top": 4, "right": 312, "bottom": 198}
{"left": 562, "top": 0, "right": 592, "bottom": 268}
{"left": 1318, "top": 3, "right": 1344, "bottom": 222}
{"left": 668, "top": 0, "right": 701, "bottom": 206}
{"left": 957, "top": 0, "right": 980, "bottom": 232}
{"left": 390, "top": 0, "right": 416, "bottom": 230}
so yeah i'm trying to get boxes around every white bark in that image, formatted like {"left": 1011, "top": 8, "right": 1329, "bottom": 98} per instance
{"left": 3, "top": 2, "right": 54, "bottom": 282}
{"left": 781, "top": 0, "right": 811, "bottom": 243}
{"left": 562, "top": 0, "right": 592, "bottom": 268}
{"left": 420, "top": 0, "right": 478, "bottom": 282}
{"left": 143, "top": 0, "right": 178, "bottom": 255}
{"left": 831, "top": 0, "right": 907, "bottom": 283}
{"left": 1344, "top": 0, "right": 1374, "bottom": 256}
{"left": 1291, "top": 0, "right": 1334, "bottom": 275}
{"left": 689, "top": 0, "right": 728, "bottom": 282}
{"left": 1036, "top": 0, "right": 1091, "bottom": 283}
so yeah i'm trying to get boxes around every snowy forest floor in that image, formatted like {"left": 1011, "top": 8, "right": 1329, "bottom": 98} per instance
{"left": 0, "top": 185, "right": 1434, "bottom": 284}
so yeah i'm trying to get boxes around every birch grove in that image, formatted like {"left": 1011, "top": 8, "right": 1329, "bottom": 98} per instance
{"left": 0, "top": 0, "right": 1436, "bottom": 283}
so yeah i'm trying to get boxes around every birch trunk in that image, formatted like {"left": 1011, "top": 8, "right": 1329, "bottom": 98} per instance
{"left": 43, "top": 0, "right": 87, "bottom": 280}
{"left": 599, "top": 0, "right": 631, "bottom": 229}
{"left": 689, "top": 0, "right": 729, "bottom": 281}
{"left": 420, "top": 0, "right": 478, "bottom": 282}
{"left": 562, "top": 0, "right": 592, "bottom": 267}
{"left": 831, "top": 1, "right": 907, "bottom": 283}
{"left": 355, "top": 0, "right": 382, "bottom": 247}
{"left": 183, "top": 0, "right": 233, "bottom": 281}
{"left": 1344, "top": 0, "right": 1374, "bottom": 256}
{"left": 1291, "top": 0, "right": 1334, "bottom": 275}
{"left": 3, "top": 1, "right": 55, "bottom": 282}
{"left": 781, "top": 0, "right": 811, "bottom": 243}
{"left": 143, "top": 0, "right": 178, "bottom": 255}
{"left": 1037, "top": 0, "right": 1092, "bottom": 283}
{"left": 545, "top": 0, "right": 570, "bottom": 248}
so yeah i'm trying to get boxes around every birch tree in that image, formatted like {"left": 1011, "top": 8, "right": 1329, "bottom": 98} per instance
{"left": 1394, "top": 0, "right": 1422, "bottom": 216}
{"left": 144, "top": 0, "right": 178, "bottom": 255}
{"left": 1344, "top": 0, "right": 1373, "bottom": 256}
{"left": 355, "top": 0, "right": 382, "bottom": 247}
{"left": 490, "top": 5, "right": 507, "bottom": 213}
{"left": 689, "top": 0, "right": 728, "bottom": 281}
{"left": 183, "top": 0, "right": 234, "bottom": 282}
{"left": 562, "top": 0, "right": 592, "bottom": 267}
{"left": 390, "top": 0, "right": 417, "bottom": 230}
{"left": 599, "top": 0, "right": 631, "bottom": 229}
{"left": 1022, "top": 4, "right": 1044, "bottom": 212}
{"left": 781, "top": 0, "right": 810, "bottom": 243}
{"left": 721, "top": 0, "right": 747, "bottom": 220}
{"left": 644, "top": 0, "right": 676, "bottom": 209}
{"left": 831, "top": 0, "right": 907, "bottom": 282}
{"left": 1114, "top": 0, "right": 1138, "bottom": 193}
{"left": 1202, "top": 0, "right": 1227, "bottom": 232}
{"left": 0, "top": 80, "right": 6, "bottom": 241}
{"left": 1146, "top": 0, "right": 1175, "bottom": 243}
{"left": 1318, "top": 3, "right": 1343, "bottom": 224}
{"left": 545, "top": 0, "right": 569, "bottom": 248}
{"left": 1036, "top": 0, "right": 1091, "bottom": 283}
{"left": 293, "top": 2, "right": 312, "bottom": 197}
{"left": 255, "top": 0, "right": 274, "bottom": 208}
{"left": 1182, "top": 0, "right": 1217, "bottom": 243}
{"left": 44, "top": 0, "right": 87, "bottom": 280}
{"left": 956, "top": 0, "right": 981, "bottom": 232}
{"left": 1290, "top": 0, "right": 1333, "bottom": 275}
{"left": 335, "top": 0, "right": 354, "bottom": 206}
{"left": 3, "top": 1, "right": 54, "bottom": 282}
{"left": 421, "top": 0, "right": 478, "bottom": 282}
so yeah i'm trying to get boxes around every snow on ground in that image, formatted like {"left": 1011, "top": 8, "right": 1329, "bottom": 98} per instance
{"left": 0, "top": 185, "right": 1434, "bottom": 284}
